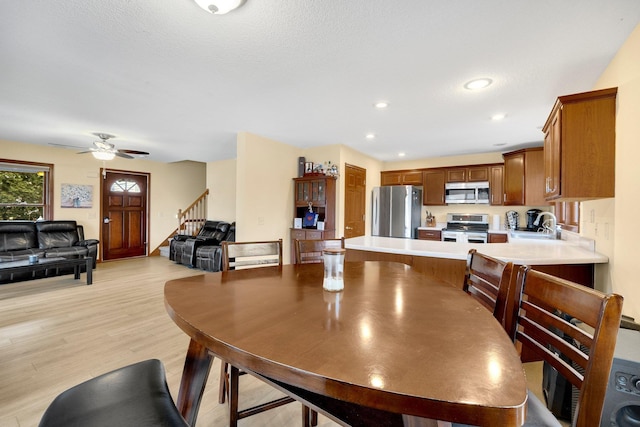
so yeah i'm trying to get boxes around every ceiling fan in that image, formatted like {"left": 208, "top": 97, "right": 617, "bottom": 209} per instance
{"left": 78, "top": 133, "right": 150, "bottom": 160}
{"left": 49, "top": 133, "right": 150, "bottom": 160}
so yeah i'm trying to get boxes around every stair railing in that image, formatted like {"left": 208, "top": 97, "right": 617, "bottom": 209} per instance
{"left": 177, "top": 189, "right": 209, "bottom": 237}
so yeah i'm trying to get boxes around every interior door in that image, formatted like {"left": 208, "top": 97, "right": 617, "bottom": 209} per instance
{"left": 101, "top": 170, "right": 149, "bottom": 260}
{"left": 344, "top": 164, "right": 366, "bottom": 238}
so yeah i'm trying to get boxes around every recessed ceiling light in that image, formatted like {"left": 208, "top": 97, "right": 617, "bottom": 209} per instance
{"left": 365, "top": 133, "right": 376, "bottom": 140}
{"left": 398, "top": 152, "right": 406, "bottom": 157}
{"left": 464, "top": 78, "right": 493, "bottom": 90}
{"left": 374, "top": 101, "right": 389, "bottom": 109}
{"left": 491, "top": 113, "right": 506, "bottom": 121}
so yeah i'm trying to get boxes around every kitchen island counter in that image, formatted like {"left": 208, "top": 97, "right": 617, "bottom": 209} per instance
{"left": 345, "top": 235, "right": 607, "bottom": 265}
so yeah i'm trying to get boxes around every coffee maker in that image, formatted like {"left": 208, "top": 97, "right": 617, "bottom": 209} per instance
{"left": 526, "top": 209, "right": 542, "bottom": 230}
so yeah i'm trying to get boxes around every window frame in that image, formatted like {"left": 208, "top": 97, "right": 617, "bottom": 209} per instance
{"left": 0, "top": 158, "right": 54, "bottom": 220}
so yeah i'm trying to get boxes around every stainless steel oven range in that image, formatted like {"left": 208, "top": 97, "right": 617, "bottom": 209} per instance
{"left": 441, "top": 213, "right": 489, "bottom": 243}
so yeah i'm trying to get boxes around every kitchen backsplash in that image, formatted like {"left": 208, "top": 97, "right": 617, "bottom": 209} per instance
{"left": 421, "top": 205, "right": 549, "bottom": 230}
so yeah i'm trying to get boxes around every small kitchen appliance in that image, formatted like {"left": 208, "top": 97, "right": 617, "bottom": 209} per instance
{"left": 441, "top": 213, "right": 489, "bottom": 243}
{"left": 506, "top": 210, "right": 519, "bottom": 230}
{"left": 526, "top": 209, "right": 543, "bottom": 231}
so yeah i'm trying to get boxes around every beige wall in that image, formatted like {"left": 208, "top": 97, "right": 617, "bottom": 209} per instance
{"left": 206, "top": 158, "right": 236, "bottom": 223}
{"left": 1, "top": 139, "right": 206, "bottom": 256}
{"left": 585, "top": 23, "right": 640, "bottom": 318}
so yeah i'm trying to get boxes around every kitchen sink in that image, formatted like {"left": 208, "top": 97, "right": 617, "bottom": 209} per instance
{"left": 509, "top": 229, "right": 556, "bottom": 240}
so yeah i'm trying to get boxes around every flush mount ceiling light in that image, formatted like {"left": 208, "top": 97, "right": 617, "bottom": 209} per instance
{"left": 374, "top": 101, "right": 389, "bottom": 109}
{"left": 491, "top": 113, "right": 507, "bottom": 121}
{"left": 464, "top": 78, "right": 493, "bottom": 90}
{"left": 365, "top": 133, "right": 376, "bottom": 140}
{"left": 194, "top": 0, "right": 246, "bottom": 14}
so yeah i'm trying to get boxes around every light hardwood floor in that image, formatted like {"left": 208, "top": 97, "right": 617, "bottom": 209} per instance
{"left": 0, "top": 256, "right": 560, "bottom": 427}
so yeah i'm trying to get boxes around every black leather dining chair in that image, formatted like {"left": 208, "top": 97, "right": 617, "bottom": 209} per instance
{"left": 38, "top": 359, "right": 189, "bottom": 427}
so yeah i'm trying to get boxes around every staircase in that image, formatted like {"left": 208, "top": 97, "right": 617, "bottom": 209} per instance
{"left": 150, "top": 189, "right": 209, "bottom": 256}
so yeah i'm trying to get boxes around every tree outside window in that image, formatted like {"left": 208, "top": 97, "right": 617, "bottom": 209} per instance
{"left": 0, "top": 160, "right": 53, "bottom": 220}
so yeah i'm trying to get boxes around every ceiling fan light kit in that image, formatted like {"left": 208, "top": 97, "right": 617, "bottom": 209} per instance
{"left": 194, "top": 0, "right": 246, "bottom": 15}
{"left": 92, "top": 151, "right": 116, "bottom": 161}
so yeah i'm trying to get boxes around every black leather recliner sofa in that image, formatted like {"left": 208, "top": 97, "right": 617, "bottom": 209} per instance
{"left": 0, "top": 220, "right": 99, "bottom": 283}
{"left": 169, "top": 221, "right": 234, "bottom": 271}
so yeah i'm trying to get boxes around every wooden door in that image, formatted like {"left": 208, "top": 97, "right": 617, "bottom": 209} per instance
{"left": 101, "top": 170, "right": 149, "bottom": 260}
{"left": 344, "top": 164, "right": 366, "bottom": 238}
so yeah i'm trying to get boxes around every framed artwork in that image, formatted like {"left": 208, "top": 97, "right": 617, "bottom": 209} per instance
{"left": 61, "top": 184, "right": 93, "bottom": 208}
{"left": 304, "top": 162, "right": 314, "bottom": 173}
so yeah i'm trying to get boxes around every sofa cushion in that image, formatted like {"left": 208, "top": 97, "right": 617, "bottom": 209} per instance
{"left": 0, "top": 221, "right": 38, "bottom": 252}
{"left": 44, "top": 246, "right": 90, "bottom": 259}
{"left": 35, "top": 221, "right": 80, "bottom": 249}
{"left": 198, "top": 221, "right": 230, "bottom": 245}
{"left": 0, "top": 248, "right": 46, "bottom": 262}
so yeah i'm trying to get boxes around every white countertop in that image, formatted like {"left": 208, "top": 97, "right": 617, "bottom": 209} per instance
{"left": 345, "top": 235, "right": 608, "bottom": 265}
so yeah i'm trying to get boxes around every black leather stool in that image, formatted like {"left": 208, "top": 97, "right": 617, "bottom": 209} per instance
{"left": 39, "top": 359, "right": 188, "bottom": 427}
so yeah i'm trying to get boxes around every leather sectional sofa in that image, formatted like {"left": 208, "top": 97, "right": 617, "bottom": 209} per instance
{"left": 169, "top": 220, "right": 235, "bottom": 272}
{"left": 0, "top": 220, "right": 99, "bottom": 283}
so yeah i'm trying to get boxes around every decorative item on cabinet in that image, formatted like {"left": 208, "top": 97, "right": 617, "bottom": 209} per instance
{"left": 503, "top": 147, "right": 545, "bottom": 206}
{"left": 542, "top": 87, "right": 617, "bottom": 201}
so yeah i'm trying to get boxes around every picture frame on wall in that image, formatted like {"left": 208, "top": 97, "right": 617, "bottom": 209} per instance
{"left": 304, "top": 162, "right": 314, "bottom": 173}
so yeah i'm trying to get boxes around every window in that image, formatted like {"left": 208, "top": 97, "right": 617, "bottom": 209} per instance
{"left": 110, "top": 179, "right": 141, "bottom": 193}
{"left": 0, "top": 159, "right": 54, "bottom": 220}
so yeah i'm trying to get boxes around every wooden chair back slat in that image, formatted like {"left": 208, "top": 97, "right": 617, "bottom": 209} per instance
{"left": 221, "top": 239, "right": 283, "bottom": 271}
{"left": 294, "top": 238, "right": 345, "bottom": 264}
{"left": 463, "top": 249, "right": 514, "bottom": 327}
{"left": 508, "top": 266, "right": 623, "bottom": 426}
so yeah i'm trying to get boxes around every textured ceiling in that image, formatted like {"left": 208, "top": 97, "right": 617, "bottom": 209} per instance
{"left": 1, "top": 1, "right": 639, "bottom": 163}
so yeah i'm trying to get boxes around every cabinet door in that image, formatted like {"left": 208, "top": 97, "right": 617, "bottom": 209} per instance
{"left": 446, "top": 168, "right": 466, "bottom": 183}
{"left": 417, "top": 230, "right": 441, "bottom": 241}
{"left": 467, "top": 166, "right": 489, "bottom": 182}
{"left": 381, "top": 172, "right": 402, "bottom": 186}
{"left": 489, "top": 165, "right": 503, "bottom": 206}
{"left": 503, "top": 152, "right": 524, "bottom": 205}
{"left": 544, "top": 108, "right": 561, "bottom": 199}
{"left": 423, "top": 170, "right": 445, "bottom": 205}
{"left": 488, "top": 233, "right": 508, "bottom": 243}
{"left": 402, "top": 171, "right": 424, "bottom": 185}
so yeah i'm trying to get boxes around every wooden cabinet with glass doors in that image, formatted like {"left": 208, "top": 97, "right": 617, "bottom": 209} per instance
{"left": 290, "top": 176, "right": 336, "bottom": 263}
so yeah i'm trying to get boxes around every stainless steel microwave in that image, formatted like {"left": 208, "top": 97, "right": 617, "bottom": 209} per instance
{"left": 444, "top": 181, "right": 490, "bottom": 204}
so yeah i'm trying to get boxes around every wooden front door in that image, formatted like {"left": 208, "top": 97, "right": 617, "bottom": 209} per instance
{"left": 344, "top": 163, "right": 366, "bottom": 238}
{"left": 101, "top": 170, "right": 149, "bottom": 260}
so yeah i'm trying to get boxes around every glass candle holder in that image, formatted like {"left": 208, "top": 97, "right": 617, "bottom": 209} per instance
{"left": 322, "top": 248, "right": 345, "bottom": 292}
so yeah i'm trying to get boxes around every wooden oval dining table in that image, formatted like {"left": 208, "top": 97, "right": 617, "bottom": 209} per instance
{"left": 164, "top": 261, "right": 527, "bottom": 426}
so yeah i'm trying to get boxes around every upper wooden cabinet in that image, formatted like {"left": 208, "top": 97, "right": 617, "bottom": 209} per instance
{"left": 423, "top": 169, "right": 446, "bottom": 206}
{"left": 381, "top": 170, "right": 423, "bottom": 186}
{"left": 503, "top": 148, "right": 546, "bottom": 206}
{"left": 489, "top": 165, "right": 504, "bottom": 206}
{"left": 293, "top": 176, "right": 336, "bottom": 232}
{"left": 542, "top": 87, "right": 617, "bottom": 201}
{"left": 446, "top": 166, "right": 489, "bottom": 183}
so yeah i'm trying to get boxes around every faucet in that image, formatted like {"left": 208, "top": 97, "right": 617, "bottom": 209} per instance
{"left": 533, "top": 212, "right": 561, "bottom": 239}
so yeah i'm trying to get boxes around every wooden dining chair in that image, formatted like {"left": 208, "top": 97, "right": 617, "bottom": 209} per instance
{"left": 462, "top": 249, "right": 514, "bottom": 327}
{"left": 294, "top": 237, "right": 345, "bottom": 264}
{"left": 454, "top": 265, "right": 624, "bottom": 427}
{"left": 38, "top": 359, "right": 189, "bottom": 427}
{"left": 218, "top": 239, "right": 313, "bottom": 426}
{"left": 221, "top": 239, "right": 283, "bottom": 271}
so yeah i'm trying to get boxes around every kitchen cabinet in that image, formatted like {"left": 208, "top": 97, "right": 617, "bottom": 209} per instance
{"left": 489, "top": 165, "right": 503, "bottom": 206}
{"left": 446, "top": 166, "right": 489, "bottom": 183}
{"left": 488, "top": 233, "right": 508, "bottom": 243}
{"left": 553, "top": 201, "right": 580, "bottom": 232}
{"left": 422, "top": 169, "right": 446, "bottom": 206}
{"left": 503, "top": 148, "right": 545, "bottom": 206}
{"left": 381, "top": 170, "right": 423, "bottom": 186}
{"left": 417, "top": 229, "right": 442, "bottom": 241}
{"left": 291, "top": 176, "right": 336, "bottom": 263}
{"left": 542, "top": 87, "right": 617, "bottom": 201}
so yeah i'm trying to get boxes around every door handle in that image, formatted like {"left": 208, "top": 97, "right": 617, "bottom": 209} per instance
{"left": 345, "top": 226, "right": 353, "bottom": 230}
{"left": 103, "top": 217, "right": 111, "bottom": 224}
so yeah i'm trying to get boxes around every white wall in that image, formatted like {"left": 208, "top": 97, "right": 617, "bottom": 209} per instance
{"left": 584, "top": 23, "right": 640, "bottom": 318}
{"left": 206, "top": 158, "right": 236, "bottom": 223}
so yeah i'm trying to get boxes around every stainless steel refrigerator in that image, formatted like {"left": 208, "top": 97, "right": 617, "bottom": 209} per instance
{"left": 371, "top": 185, "right": 423, "bottom": 238}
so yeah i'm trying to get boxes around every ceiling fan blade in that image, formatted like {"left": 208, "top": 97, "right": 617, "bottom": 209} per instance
{"left": 118, "top": 149, "right": 149, "bottom": 156}
{"left": 49, "top": 142, "right": 86, "bottom": 149}
{"left": 76, "top": 150, "right": 94, "bottom": 154}
{"left": 114, "top": 151, "right": 134, "bottom": 159}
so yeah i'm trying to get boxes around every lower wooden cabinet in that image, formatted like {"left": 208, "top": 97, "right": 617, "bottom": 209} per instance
{"left": 417, "top": 229, "right": 442, "bottom": 241}
{"left": 488, "top": 233, "right": 508, "bottom": 243}
{"left": 290, "top": 228, "right": 335, "bottom": 263}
